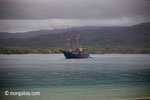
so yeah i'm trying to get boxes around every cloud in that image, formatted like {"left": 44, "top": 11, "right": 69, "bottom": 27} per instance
{"left": 0, "top": 0, "right": 149, "bottom": 19}
{"left": 0, "top": 17, "right": 148, "bottom": 33}
{"left": 0, "top": 0, "right": 149, "bottom": 32}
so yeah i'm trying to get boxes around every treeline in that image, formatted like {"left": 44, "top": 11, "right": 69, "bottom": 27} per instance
{"left": 0, "top": 44, "right": 61, "bottom": 54}
{"left": 0, "top": 44, "right": 150, "bottom": 54}
{"left": 85, "top": 45, "right": 150, "bottom": 54}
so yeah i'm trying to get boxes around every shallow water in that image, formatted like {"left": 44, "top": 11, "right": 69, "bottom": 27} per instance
{"left": 0, "top": 54, "right": 150, "bottom": 100}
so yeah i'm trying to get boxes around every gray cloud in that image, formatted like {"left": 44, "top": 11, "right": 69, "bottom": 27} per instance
{"left": 0, "top": 0, "right": 149, "bottom": 32}
{"left": 0, "top": 17, "right": 147, "bottom": 33}
{"left": 0, "top": 0, "right": 149, "bottom": 19}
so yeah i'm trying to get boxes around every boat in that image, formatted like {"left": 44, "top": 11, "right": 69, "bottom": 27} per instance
{"left": 60, "top": 48, "right": 89, "bottom": 59}
{"left": 60, "top": 26, "right": 89, "bottom": 59}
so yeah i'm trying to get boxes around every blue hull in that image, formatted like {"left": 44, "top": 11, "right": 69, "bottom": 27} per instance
{"left": 60, "top": 50, "right": 89, "bottom": 59}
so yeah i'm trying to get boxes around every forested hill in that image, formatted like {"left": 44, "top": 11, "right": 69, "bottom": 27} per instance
{"left": 0, "top": 23, "right": 150, "bottom": 49}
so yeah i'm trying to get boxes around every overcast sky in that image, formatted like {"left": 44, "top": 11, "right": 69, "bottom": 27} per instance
{"left": 0, "top": 0, "right": 150, "bottom": 33}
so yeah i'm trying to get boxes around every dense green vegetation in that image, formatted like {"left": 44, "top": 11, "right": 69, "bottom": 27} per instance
{"left": 85, "top": 45, "right": 150, "bottom": 54}
{"left": 0, "top": 44, "right": 150, "bottom": 54}
{"left": 0, "top": 44, "right": 61, "bottom": 54}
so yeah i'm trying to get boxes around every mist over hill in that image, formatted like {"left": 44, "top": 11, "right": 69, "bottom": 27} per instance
{"left": 0, "top": 23, "right": 150, "bottom": 49}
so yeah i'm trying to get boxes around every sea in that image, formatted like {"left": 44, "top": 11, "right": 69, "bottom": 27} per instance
{"left": 0, "top": 54, "right": 150, "bottom": 100}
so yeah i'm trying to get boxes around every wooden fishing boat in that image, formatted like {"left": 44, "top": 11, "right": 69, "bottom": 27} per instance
{"left": 60, "top": 26, "right": 89, "bottom": 59}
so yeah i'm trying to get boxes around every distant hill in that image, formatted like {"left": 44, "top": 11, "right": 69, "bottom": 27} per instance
{"left": 0, "top": 23, "right": 150, "bottom": 48}
{"left": 0, "top": 29, "right": 66, "bottom": 39}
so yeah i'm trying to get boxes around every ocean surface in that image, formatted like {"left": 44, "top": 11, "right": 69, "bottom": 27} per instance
{"left": 0, "top": 54, "right": 150, "bottom": 100}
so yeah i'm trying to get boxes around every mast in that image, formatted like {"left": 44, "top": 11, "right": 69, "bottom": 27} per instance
{"left": 66, "top": 26, "right": 70, "bottom": 50}
{"left": 76, "top": 34, "right": 80, "bottom": 48}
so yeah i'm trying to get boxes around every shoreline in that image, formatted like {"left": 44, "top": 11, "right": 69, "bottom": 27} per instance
{"left": 0, "top": 53, "right": 150, "bottom": 55}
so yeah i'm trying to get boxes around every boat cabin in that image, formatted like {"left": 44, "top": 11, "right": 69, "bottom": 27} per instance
{"left": 69, "top": 48, "right": 88, "bottom": 55}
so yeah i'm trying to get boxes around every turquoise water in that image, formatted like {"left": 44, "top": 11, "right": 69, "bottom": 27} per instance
{"left": 0, "top": 54, "right": 150, "bottom": 100}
